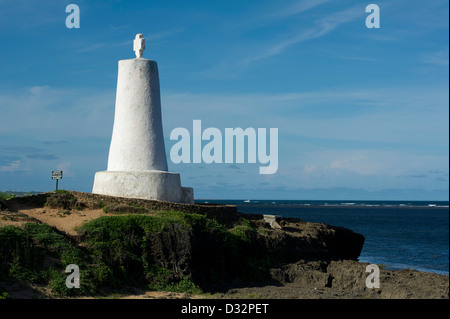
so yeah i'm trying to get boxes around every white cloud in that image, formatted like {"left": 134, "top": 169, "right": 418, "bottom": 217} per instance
{"left": 149, "top": 27, "right": 186, "bottom": 41}
{"left": 0, "top": 86, "right": 114, "bottom": 139}
{"left": 162, "top": 85, "right": 448, "bottom": 147}
{"left": 0, "top": 159, "right": 21, "bottom": 172}
{"left": 161, "top": 83, "right": 448, "bottom": 194}
{"left": 270, "top": 0, "right": 333, "bottom": 19}
{"left": 250, "top": 5, "right": 361, "bottom": 63}
{"left": 57, "top": 161, "right": 75, "bottom": 178}
{"left": 304, "top": 164, "right": 316, "bottom": 173}
{"left": 202, "top": 4, "right": 363, "bottom": 75}
{"left": 423, "top": 49, "right": 449, "bottom": 67}
{"left": 230, "top": 0, "right": 333, "bottom": 32}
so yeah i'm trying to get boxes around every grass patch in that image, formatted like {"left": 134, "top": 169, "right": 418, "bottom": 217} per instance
{"left": 146, "top": 266, "right": 201, "bottom": 294}
{"left": 0, "top": 191, "right": 16, "bottom": 201}
{"left": 0, "top": 291, "right": 10, "bottom": 299}
{"left": 0, "top": 192, "right": 15, "bottom": 211}
{"left": 0, "top": 223, "right": 101, "bottom": 296}
{"left": 230, "top": 220, "right": 255, "bottom": 242}
{"left": 79, "top": 213, "right": 205, "bottom": 292}
{"left": 44, "top": 191, "right": 86, "bottom": 210}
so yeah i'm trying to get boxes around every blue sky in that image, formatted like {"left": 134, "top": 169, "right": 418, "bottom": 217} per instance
{"left": 0, "top": 0, "right": 448, "bottom": 200}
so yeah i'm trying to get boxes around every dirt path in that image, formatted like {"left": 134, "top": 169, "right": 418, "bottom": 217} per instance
{"left": 1, "top": 201, "right": 106, "bottom": 236}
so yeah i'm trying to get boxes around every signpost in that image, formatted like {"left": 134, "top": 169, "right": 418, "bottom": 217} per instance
{"left": 52, "top": 170, "right": 63, "bottom": 191}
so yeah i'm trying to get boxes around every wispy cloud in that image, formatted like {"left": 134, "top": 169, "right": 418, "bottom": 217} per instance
{"left": 0, "top": 145, "right": 58, "bottom": 175}
{"left": 0, "top": 159, "right": 22, "bottom": 173}
{"left": 0, "top": 0, "right": 61, "bottom": 30}
{"left": 423, "top": 49, "right": 449, "bottom": 67}
{"left": 74, "top": 27, "right": 185, "bottom": 53}
{"left": 57, "top": 161, "right": 75, "bottom": 177}
{"left": 0, "top": 146, "right": 42, "bottom": 154}
{"left": 76, "top": 43, "right": 108, "bottom": 53}
{"left": 230, "top": 0, "right": 332, "bottom": 32}
{"left": 396, "top": 174, "right": 427, "bottom": 179}
{"left": 269, "top": 0, "right": 333, "bottom": 19}
{"left": 435, "top": 176, "right": 449, "bottom": 182}
{"left": 26, "top": 153, "right": 59, "bottom": 161}
{"left": 43, "top": 140, "right": 68, "bottom": 145}
{"left": 149, "top": 27, "right": 185, "bottom": 41}
{"left": 109, "top": 25, "right": 131, "bottom": 31}
{"left": 0, "top": 85, "right": 115, "bottom": 139}
{"left": 243, "top": 5, "right": 361, "bottom": 64}
{"left": 201, "top": 4, "right": 363, "bottom": 77}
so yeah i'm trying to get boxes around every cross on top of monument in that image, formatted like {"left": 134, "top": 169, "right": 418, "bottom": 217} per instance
{"left": 133, "top": 33, "right": 145, "bottom": 58}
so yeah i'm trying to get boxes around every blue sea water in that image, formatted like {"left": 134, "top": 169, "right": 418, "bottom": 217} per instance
{"left": 196, "top": 199, "right": 449, "bottom": 276}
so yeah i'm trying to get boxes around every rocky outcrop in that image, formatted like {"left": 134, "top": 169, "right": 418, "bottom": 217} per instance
{"left": 135, "top": 213, "right": 365, "bottom": 290}
{"left": 233, "top": 259, "right": 450, "bottom": 299}
{"left": 249, "top": 216, "right": 365, "bottom": 262}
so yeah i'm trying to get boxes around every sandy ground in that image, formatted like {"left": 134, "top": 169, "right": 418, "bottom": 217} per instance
{"left": 1, "top": 201, "right": 106, "bottom": 236}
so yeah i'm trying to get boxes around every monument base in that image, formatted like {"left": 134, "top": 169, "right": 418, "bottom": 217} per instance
{"left": 92, "top": 170, "right": 194, "bottom": 204}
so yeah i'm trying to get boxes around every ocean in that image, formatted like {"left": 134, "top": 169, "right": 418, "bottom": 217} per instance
{"left": 196, "top": 199, "right": 449, "bottom": 276}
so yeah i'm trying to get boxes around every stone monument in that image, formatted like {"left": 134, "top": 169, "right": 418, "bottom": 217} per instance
{"left": 92, "top": 34, "right": 194, "bottom": 204}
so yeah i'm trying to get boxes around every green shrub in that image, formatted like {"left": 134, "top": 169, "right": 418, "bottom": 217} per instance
{"left": 146, "top": 266, "right": 201, "bottom": 294}
{"left": 0, "top": 191, "right": 15, "bottom": 210}
{"left": 0, "top": 224, "right": 98, "bottom": 296}
{"left": 0, "top": 291, "right": 10, "bottom": 299}
{"left": 80, "top": 215, "right": 181, "bottom": 286}
{"left": 0, "top": 191, "right": 16, "bottom": 201}
{"left": 0, "top": 225, "right": 45, "bottom": 283}
{"left": 44, "top": 191, "right": 85, "bottom": 210}
{"left": 79, "top": 213, "right": 209, "bottom": 292}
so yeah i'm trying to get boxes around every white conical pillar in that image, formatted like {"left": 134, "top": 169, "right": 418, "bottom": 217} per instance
{"left": 92, "top": 34, "right": 193, "bottom": 204}
{"left": 107, "top": 58, "right": 168, "bottom": 172}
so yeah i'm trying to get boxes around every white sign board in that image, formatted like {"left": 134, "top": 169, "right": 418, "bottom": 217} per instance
{"left": 52, "top": 170, "right": 63, "bottom": 180}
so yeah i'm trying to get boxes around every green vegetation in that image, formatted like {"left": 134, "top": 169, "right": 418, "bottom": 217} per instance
{"left": 222, "top": 218, "right": 272, "bottom": 282}
{"left": 44, "top": 190, "right": 86, "bottom": 210}
{"left": 78, "top": 212, "right": 220, "bottom": 292}
{"left": 0, "top": 203, "right": 273, "bottom": 298}
{"left": 0, "top": 191, "right": 16, "bottom": 201}
{"left": 229, "top": 218, "right": 256, "bottom": 242}
{"left": 0, "top": 223, "right": 98, "bottom": 297}
{"left": 0, "top": 291, "right": 10, "bottom": 299}
{"left": 0, "top": 191, "right": 15, "bottom": 210}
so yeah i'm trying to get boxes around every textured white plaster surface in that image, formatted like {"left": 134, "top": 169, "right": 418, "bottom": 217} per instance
{"left": 92, "top": 35, "right": 193, "bottom": 204}
{"left": 93, "top": 170, "right": 193, "bottom": 204}
{"left": 107, "top": 58, "right": 168, "bottom": 172}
